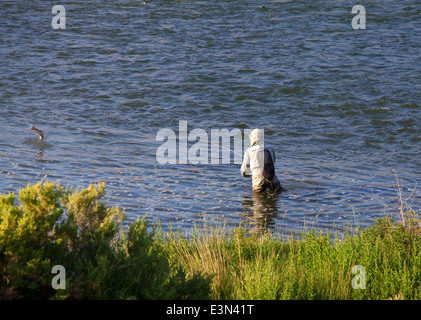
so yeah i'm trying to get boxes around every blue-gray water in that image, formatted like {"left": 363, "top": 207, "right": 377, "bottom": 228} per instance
{"left": 1, "top": 0, "right": 420, "bottom": 236}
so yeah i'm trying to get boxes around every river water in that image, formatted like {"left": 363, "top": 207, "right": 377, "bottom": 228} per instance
{"left": 1, "top": 0, "right": 420, "bottom": 237}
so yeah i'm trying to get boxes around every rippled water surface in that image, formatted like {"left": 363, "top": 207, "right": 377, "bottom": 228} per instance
{"left": 1, "top": 0, "right": 420, "bottom": 236}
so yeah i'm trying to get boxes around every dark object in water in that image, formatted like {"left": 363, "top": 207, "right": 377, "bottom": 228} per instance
{"left": 31, "top": 126, "right": 44, "bottom": 139}
{"left": 262, "top": 147, "right": 275, "bottom": 181}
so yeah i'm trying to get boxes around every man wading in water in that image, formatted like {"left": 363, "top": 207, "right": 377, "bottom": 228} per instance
{"left": 241, "top": 129, "right": 282, "bottom": 192}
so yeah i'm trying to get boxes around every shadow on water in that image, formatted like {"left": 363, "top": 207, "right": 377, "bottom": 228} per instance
{"left": 241, "top": 190, "right": 281, "bottom": 234}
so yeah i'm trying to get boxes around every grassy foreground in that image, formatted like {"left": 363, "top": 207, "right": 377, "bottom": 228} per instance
{"left": 1, "top": 181, "right": 420, "bottom": 300}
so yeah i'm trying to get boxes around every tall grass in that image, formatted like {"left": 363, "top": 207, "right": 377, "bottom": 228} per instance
{"left": 161, "top": 213, "right": 421, "bottom": 299}
{"left": 161, "top": 173, "right": 421, "bottom": 301}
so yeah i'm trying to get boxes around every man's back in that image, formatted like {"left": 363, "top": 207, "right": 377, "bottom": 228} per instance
{"left": 241, "top": 128, "right": 281, "bottom": 192}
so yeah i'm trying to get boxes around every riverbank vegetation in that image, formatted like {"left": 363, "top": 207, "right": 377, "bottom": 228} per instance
{"left": 1, "top": 181, "right": 420, "bottom": 299}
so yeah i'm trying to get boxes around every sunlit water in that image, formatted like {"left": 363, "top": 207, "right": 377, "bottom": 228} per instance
{"left": 1, "top": 0, "right": 420, "bottom": 237}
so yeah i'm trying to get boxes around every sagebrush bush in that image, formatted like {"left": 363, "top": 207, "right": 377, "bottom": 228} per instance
{"left": 0, "top": 182, "right": 65, "bottom": 299}
{"left": 0, "top": 181, "right": 211, "bottom": 300}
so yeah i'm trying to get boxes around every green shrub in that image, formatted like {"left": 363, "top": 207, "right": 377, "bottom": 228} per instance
{"left": 0, "top": 182, "right": 65, "bottom": 299}
{"left": 0, "top": 181, "right": 211, "bottom": 300}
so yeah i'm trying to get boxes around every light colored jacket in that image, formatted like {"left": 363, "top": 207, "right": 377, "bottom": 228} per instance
{"left": 241, "top": 129, "right": 276, "bottom": 187}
